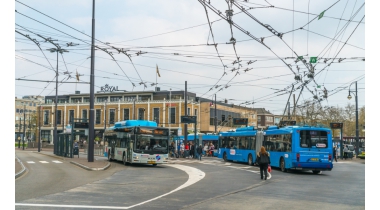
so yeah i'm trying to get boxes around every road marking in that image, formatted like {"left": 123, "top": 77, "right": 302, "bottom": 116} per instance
{"left": 52, "top": 161, "right": 62, "bottom": 163}
{"left": 26, "top": 161, "right": 35, "bottom": 164}
{"left": 15, "top": 164, "right": 205, "bottom": 209}
{"left": 224, "top": 163, "right": 231, "bottom": 165}
{"left": 39, "top": 161, "right": 49, "bottom": 163}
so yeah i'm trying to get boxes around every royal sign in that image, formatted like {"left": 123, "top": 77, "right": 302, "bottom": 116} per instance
{"left": 100, "top": 84, "right": 119, "bottom": 92}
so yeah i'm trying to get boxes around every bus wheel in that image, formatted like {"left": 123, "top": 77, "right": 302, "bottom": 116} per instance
{"left": 248, "top": 154, "right": 253, "bottom": 166}
{"left": 123, "top": 155, "right": 127, "bottom": 165}
{"left": 312, "top": 170, "right": 321, "bottom": 174}
{"left": 223, "top": 152, "right": 227, "bottom": 162}
{"left": 280, "top": 158, "right": 287, "bottom": 172}
{"left": 152, "top": 164, "right": 157, "bottom": 167}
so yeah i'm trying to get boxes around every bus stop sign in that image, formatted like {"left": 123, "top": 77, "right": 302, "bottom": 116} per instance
{"left": 181, "top": 116, "right": 197, "bottom": 123}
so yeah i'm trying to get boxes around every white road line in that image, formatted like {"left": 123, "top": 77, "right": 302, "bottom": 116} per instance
{"left": 52, "top": 161, "right": 62, "bottom": 163}
{"left": 16, "top": 164, "right": 205, "bottom": 209}
{"left": 26, "top": 161, "right": 35, "bottom": 164}
{"left": 39, "top": 161, "right": 49, "bottom": 164}
{"left": 224, "top": 163, "right": 231, "bottom": 165}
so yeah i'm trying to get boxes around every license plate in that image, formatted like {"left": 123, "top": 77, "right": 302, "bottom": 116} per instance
{"left": 311, "top": 158, "right": 319, "bottom": 161}
{"left": 148, "top": 161, "right": 156, "bottom": 164}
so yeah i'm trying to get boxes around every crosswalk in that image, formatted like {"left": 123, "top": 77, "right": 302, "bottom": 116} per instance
{"left": 25, "top": 160, "right": 63, "bottom": 164}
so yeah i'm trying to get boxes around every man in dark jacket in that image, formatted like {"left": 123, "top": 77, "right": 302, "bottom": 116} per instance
{"left": 190, "top": 142, "right": 195, "bottom": 159}
{"left": 196, "top": 144, "right": 203, "bottom": 161}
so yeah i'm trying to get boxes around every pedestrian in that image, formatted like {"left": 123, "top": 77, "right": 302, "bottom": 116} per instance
{"left": 203, "top": 143, "right": 209, "bottom": 157}
{"left": 333, "top": 146, "right": 338, "bottom": 162}
{"left": 169, "top": 142, "right": 175, "bottom": 158}
{"left": 256, "top": 146, "right": 271, "bottom": 180}
{"left": 190, "top": 142, "right": 195, "bottom": 158}
{"left": 180, "top": 143, "right": 185, "bottom": 158}
{"left": 343, "top": 145, "right": 349, "bottom": 160}
{"left": 209, "top": 143, "right": 215, "bottom": 157}
{"left": 197, "top": 144, "right": 203, "bottom": 161}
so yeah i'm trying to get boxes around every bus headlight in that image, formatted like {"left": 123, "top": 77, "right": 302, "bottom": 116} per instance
{"left": 133, "top": 156, "right": 139, "bottom": 159}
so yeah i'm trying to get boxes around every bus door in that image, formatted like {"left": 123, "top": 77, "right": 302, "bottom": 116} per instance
{"left": 108, "top": 139, "right": 116, "bottom": 159}
{"left": 127, "top": 135, "right": 133, "bottom": 162}
{"left": 298, "top": 130, "right": 332, "bottom": 165}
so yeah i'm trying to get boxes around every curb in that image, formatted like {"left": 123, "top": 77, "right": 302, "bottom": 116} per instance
{"left": 70, "top": 161, "right": 111, "bottom": 171}
{"left": 15, "top": 156, "right": 27, "bottom": 179}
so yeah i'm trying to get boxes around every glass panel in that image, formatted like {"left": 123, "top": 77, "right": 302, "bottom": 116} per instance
{"left": 123, "top": 109, "right": 129, "bottom": 120}
{"left": 96, "top": 109, "right": 101, "bottom": 124}
{"left": 109, "top": 109, "right": 115, "bottom": 124}
{"left": 153, "top": 108, "right": 160, "bottom": 124}
{"left": 170, "top": 108, "right": 175, "bottom": 124}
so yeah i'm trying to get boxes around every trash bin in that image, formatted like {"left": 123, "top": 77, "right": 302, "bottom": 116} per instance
{"left": 347, "top": 151, "right": 353, "bottom": 159}
{"left": 184, "top": 150, "right": 190, "bottom": 158}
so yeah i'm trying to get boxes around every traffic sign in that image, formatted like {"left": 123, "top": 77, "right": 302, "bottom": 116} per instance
{"left": 233, "top": 118, "right": 248, "bottom": 125}
{"left": 310, "top": 57, "right": 317, "bottom": 63}
{"left": 330, "top": 123, "right": 343, "bottom": 129}
{"left": 318, "top": 11, "right": 325, "bottom": 20}
{"left": 74, "top": 122, "right": 89, "bottom": 128}
{"left": 181, "top": 116, "right": 197, "bottom": 124}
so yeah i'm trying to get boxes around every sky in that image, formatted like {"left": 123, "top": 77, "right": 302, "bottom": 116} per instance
{"left": 13, "top": 0, "right": 365, "bottom": 115}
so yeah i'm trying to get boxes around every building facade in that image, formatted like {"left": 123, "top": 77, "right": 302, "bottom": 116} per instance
{"left": 38, "top": 88, "right": 258, "bottom": 143}
{"left": 253, "top": 108, "right": 275, "bottom": 129}
{"left": 15, "top": 96, "right": 44, "bottom": 141}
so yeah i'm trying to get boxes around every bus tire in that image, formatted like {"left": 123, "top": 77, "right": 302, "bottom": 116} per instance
{"left": 312, "top": 170, "right": 321, "bottom": 174}
{"left": 248, "top": 154, "right": 253, "bottom": 166}
{"left": 223, "top": 152, "right": 227, "bottom": 162}
{"left": 280, "top": 157, "right": 287, "bottom": 172}
{"left": 152, "top": 164, "right": 157, "bottom": 167}
{"left": 123, "top": 154, "right": 127, "bottom": 165}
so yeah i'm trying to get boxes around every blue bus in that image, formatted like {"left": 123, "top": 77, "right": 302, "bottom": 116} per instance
{"left": 218, "top": 125, "right": 333, "bottom": 173}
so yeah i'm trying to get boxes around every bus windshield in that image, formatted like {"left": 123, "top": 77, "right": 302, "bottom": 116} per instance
{"left": 134, "top": 134, "right": 168, "bottom": 154}
{"left": 300, "top": 130, "right": 328, "bottom": 148}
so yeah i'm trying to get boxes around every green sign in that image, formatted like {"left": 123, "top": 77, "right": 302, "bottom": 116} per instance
{"left": 318, "top": 11, "right": 325, "bottom": 20}
{"left": 310, "top": 57, "right": 317, "bottom": 63}
{"left": 317, "top": 85, "right": 321, "bottom": 88}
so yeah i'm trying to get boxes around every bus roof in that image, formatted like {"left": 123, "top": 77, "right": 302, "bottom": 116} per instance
{"left": 114, "top": 120, "right": 158, "bottom": 128}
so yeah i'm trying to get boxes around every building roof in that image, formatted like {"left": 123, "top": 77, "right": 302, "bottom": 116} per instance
{"left": 253, "top": 108, "right": 273, "bottom": 115}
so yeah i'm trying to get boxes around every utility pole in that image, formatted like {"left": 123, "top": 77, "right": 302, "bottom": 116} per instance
{"left": 293, "top": 94, "right": 296, "bottom": 119}
{"left": 38, "top": 105, "right": 41, "bottom": 152}
{"left": 214, "top": 94, "right": 217, "bottom": 134}
{"left": 88, "top": 0, "right": 96, "bottom": 162}
{"left": 22, "top": 103, "right": 26, "bottom": 150}
{"left": 287, "top": 101, "right": 291, "bottom": 120}
{"left": 184, "top": 81, "right": 188, "bottom": 145}
{"left": 18, "top": 116, "right": 21, "bottom": 148}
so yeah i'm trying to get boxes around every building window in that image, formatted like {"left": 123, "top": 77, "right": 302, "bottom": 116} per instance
{"left": 124, "top": 96, "right": 136, "bottom": 101}
{"left": 138, "top": 95, "right": 151, "bottom": 101}
{"left": 187, "top": 108, "right": 190, "bottom": 115}
{"left": 69, "top": 110, "right": 74, "bottom": 123}
{"left": 153, "top": 108, "right": 160, "bottom": 124}
{"left": 83, "top": 98, "right": 90, "bottom": 102}
{"left": 34, "top": 103, "right": 36, "bottom": 107}
{"left": 123, "top": 109, "right": 129, "bottom": 120}
{"left": 258, "top": 116, "right": 261, "bottom": 122}
{"left": 16, "top": 109, "right": 19, "bottom": 113}
{"left": 210, "top": 118, "right": 214, "bottom": 125}
{"left": 138, "top": 108, "right": 145, "bottom": 120}
{"left": 222, "top": 115, "right": 226, "bottom": 122}
{"left": 110, "top": 96, "right": 122, "bottom": 102}
{"left": 58, "top": 99, "right": 67, "bottom": 103}
{"left": 195, "top": 109, "right": 198, "bottom": 116}
{"left": 29, "top": 103, "right": 32, "bottom": 106}
{"left": 82, "top": 109, "right": 87, "bottom": 122}
{"left": 41, "top": 130, "right": 51, "bottom": 143}
{"left": 44, "top": 110, "right": 49, "bottom": 125}
{"left": 97, "top": 97, "right": 108, "bottom": 102}
{"left": 20, "top": 109, "right": 23, "bottom": 114}
{"left": 109, "top": 109, "right": 115, "bottom": 124}
{"left": 16, "top": 116, "right": 19, "bottom": 120}
{"left": 71, "top": 98, "right": 82, "bottom": 103}
{"left": 96, "top": 109, "right": 101, "bottom": 124}
{"left": 170, "top": 107, "right": 176, "bottom": 124}
{"left": 57, "top": 110, "right": 62, "bottom": 125}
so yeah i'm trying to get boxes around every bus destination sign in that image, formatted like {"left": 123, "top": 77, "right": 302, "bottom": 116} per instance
{"left": 233, "top": 118, "right": 248, "bottom": 125}
{"left": 330, "top": 123, "right": 343, "bottom": 129}
{"left": 181, "top": 116, "right": 197, "bottom": 124}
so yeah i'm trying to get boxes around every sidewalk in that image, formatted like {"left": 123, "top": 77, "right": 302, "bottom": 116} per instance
{"left": 15, "top": 147, "right": 110, "bottom": 178}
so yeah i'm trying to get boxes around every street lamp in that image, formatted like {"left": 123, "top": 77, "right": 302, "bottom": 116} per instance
{"left": 347, "top": 81, "right": 359, "bottom": 158}
{"left": 48, "top": 47, "right": 68, "bottom": 155}
{"left": 22, "top": 102, "right": 26, "bottom": 150}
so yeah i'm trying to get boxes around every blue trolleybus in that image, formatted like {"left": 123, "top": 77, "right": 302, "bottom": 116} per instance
{"left": 218, "top": 125, "right": 333, "bottom": 173}
{"left": 106, "top": 120, "right": 169, "bottom": 166}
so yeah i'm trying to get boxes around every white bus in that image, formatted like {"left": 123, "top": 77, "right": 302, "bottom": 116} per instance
{"left": 106, "top": 120, "right": 169, "bottom": 166}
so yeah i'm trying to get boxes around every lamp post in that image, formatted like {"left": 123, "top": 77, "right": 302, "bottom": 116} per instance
{"left": 22, "top": 102, "right": 26, "bottom": 150}
{"left": 347, "top": 81, "right": 359, "bottom": 158}
{"left": 103, "top": 99, "right": 107, "bottom": 149}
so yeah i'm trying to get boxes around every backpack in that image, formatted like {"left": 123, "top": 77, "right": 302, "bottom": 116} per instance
{"left": 258, "top": 153, "right": 269, "bottom": 164}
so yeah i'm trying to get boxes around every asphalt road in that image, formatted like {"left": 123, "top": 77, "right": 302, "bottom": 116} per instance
{"left": 15, "top": 154, "right": 365, "bottom": 210}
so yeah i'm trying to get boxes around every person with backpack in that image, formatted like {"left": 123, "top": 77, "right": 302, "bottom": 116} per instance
{"left": 333, "top": 146, "right": 338, "bottom": 162}
{"left": 256, "top": 146, "right": 271, "bottom": 180}
{"left": 196, "top": 144, "right": 203, "bottom": 161}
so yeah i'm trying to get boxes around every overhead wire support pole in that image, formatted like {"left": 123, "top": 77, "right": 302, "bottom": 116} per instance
{"left": 281, "top": 85, "right": 294, "bottom": 122}
{"left": 88, "top": 0, "right": 95, "bottom": 162}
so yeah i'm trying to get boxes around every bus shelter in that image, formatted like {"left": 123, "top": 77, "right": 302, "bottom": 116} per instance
{"left": 57, "top": 133, "right": 72, "bottom": 158}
